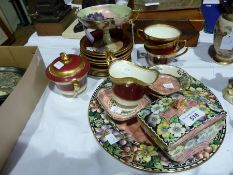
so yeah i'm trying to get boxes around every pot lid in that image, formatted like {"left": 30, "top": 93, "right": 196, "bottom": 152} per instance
{"left": 45, "top": 53, "right": 90, "bottom": 82}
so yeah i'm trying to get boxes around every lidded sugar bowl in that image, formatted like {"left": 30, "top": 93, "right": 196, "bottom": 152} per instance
{"left": 45, "top": 52, "right": 90, "bottom": 96}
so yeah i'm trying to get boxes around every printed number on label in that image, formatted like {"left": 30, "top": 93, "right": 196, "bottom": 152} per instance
{"left": 179, "top": 107, "right": 205, "bottom": 126}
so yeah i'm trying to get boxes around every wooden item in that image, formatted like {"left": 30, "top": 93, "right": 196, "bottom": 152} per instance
{"left": 131, "top": 0, "right": 202, "bottom": 11}
{"left": 34, "top": 10, "right": 76, "bottom": 36}
{"left": 0, "top": 18, "right": 15, "bottom": 45}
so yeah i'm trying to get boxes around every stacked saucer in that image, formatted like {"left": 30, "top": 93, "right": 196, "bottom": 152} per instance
{"left": 80, "top": 29, "right": 133, "bottom": 77}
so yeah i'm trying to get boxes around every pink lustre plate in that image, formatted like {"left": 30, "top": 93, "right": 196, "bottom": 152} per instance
{"left": 88, "top": 78, "right": 226, "bottom": 173}
{"left": 97, "top": 87, "right": 151, "bottom": 122}
{"left": 148, "top": 65, "right": 191, "bottom": 96}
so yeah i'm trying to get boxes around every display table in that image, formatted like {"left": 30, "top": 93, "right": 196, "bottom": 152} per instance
{"left": 1, "top": 31, "right": 233, "bottom": 175}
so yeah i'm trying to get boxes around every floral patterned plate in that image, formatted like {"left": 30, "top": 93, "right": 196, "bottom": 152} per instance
{"left": 88, "top": 78, "right": 226, "bottom": 173}
{"left": 96, "top": 87, "right": 151, "bottom": 122}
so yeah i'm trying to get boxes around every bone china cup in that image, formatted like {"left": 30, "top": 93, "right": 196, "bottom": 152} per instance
{"left": 45, "top": 53, "right": 90, "bottom": 97}
{"left": 137, "top": 24, "right": 184, "bottom": 55}
{"left": 109, "top": 60, "right": 159, "bottom": 108}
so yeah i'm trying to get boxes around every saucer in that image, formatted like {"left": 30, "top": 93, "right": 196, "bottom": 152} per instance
{"left": 97, "top": 87, "right": 151, "bottom": 122}
{"left": 148, "top": 74, "right": 181, "bottom": 96}
{"left": 148, "top": 65, "right": 191, "bottom": 96}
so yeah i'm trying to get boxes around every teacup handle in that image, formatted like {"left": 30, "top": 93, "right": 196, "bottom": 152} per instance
{"left": 72, "top": 79, "right": 80, "bottom": 97}
{"left": 173, "top": 40, "right": 188, "bottom": 58}
{"left": 137, "top": 29, "right": 146, "bottom": 42}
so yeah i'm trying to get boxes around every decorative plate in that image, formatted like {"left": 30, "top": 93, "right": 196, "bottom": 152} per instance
{"left": 88, "top": 76, "right": 226, "bottom": 173}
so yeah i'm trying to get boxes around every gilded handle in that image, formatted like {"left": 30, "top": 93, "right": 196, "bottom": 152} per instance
{"left": 137, "top": 29, "right": 146, "bottom": 42}
{"left": 173, "top": 40, "right": 188, "bottom": 58}
{"left": 105, "top": 51, "right": 118, "bottom": 66}
{"left": 130, "top": 9, "right": 141, "bottom": 21}
{"left": 72, "top": 79, "right": 80, "bottom": 97}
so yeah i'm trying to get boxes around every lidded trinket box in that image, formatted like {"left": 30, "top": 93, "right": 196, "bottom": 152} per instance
{"left": 137, "top": 91, "right": 226, "bottom": 162}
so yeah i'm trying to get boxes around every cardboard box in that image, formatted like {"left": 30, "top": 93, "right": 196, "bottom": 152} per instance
{"left": 0, "top": 46, "right": 48, "bottom": 170}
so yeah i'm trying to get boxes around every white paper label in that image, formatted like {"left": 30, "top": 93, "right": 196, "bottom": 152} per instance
{"left": 163, "top": 83, "right": 174, "bottom": 89}
{"left": 85, "top": 29, "right": 94, "bottom": 43}
{"left": 179, "top": 107, "right": 205, "bottom": 126}
{"left": 105, "top": 133, "right": 119, "bottom": 145}
{"left": 54, "top": 61, "right": 64, "bottom": 69}
{"left": 110, "top": 106, "right": 122, "bottom": 114}
{"left": 86, "top": 47, "right": 95, "bottom": 52}
{"left": 220, "top": 34, "right": 233, "bottom": 50}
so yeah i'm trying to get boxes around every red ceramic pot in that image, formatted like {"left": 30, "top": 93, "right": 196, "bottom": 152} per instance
{"left": 45, "top": 53, "right": 90, "bottom": 96}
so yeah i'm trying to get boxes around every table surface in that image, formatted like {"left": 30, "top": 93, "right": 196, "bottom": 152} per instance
{"left": 1, "top": 31, "right": 233, "bottom": 175}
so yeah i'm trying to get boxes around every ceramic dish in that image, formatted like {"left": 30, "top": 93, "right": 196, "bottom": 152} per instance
{"left": 0, "top": 67, "right": 25, "bottom": 105}
{"left": 80, "top": 29, "right": 133, "bottom": 57}
{"left": 148, "top": 65, "right": 191, "bottom": 96}
{"left": 96, "top": 87, "right": 151, "bottom": 122}
{"left": 88, "top": 76, "right": 226, "bottom": 173}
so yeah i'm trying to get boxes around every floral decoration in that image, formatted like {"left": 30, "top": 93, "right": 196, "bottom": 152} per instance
{"left": 88, "top": 71, "right": 226, "bottom": 173}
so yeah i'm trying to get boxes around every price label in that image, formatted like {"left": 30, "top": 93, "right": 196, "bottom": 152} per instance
{"left": 86, "top": 47, "right": 95, "bottom": 52}
{"left": 163, "top": 83, "right": 174, "bottom": 89}
{"left": 220, "top": 34, "right": 233, "bottom": 50}
{"left": 53, "top": 61, "right": 64, "bottom": 69}
{"left": 85, "top": 29, "right": 94, "bottom": 43}
{"left": 105, "top": 133, "right": 119, "bottom": 145}
{"left": 179, "top": 107, "right": 205, "bottom": 126}
{"left": 110, "top": 106, "right": 122, "bottom": 114}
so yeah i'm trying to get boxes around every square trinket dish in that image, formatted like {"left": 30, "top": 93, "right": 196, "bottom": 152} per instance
{"left": 137, "top": 91, "right": 226, "bottom": 162}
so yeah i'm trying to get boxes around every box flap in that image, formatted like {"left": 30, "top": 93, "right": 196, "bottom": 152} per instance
{"left": 0, "top": 46, "right": 37, "bottom": 68}
{"left": 0, "top": 47, "right": 48, "bottom": 169}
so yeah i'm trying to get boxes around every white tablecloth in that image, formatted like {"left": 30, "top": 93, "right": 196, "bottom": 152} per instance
{"left": 2, "top": 31, "right": 233, "bottom": 175}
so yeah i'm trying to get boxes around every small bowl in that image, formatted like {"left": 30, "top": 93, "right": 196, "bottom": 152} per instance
{"left": 45, "top": 53, "right": 90, "bottom": 97}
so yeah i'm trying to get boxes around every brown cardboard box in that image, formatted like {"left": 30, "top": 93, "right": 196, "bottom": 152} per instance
{"left": 0, "top": 46, "right": 48, "bottom": 170}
